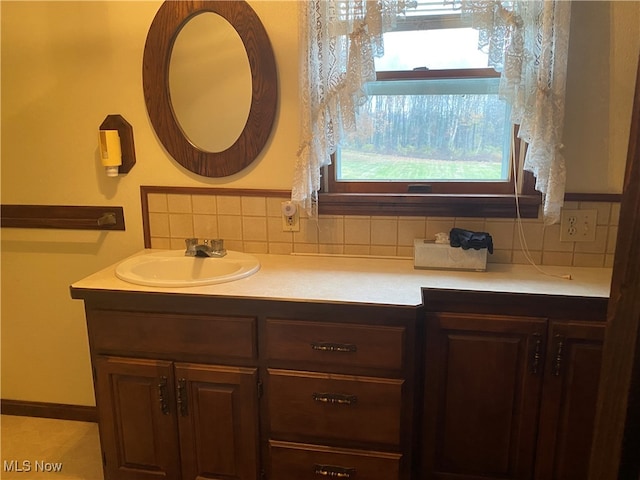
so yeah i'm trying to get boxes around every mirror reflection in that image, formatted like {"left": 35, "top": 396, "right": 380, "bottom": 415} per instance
{"left": 169, "top": 12, "right": 252, "bottom": 153}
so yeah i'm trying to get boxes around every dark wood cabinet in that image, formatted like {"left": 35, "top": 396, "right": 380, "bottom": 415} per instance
{"left": 422, "top": 313, "right": 546, "bottom": 479}
{"left": 263, "top": 313, "right": 417, "bottom": 480}
{"left": 534, "top": 321, "right": 605, "bottom": 480}
{"left": 420, "top": 289, "right": 608, "bottom": 480}
{"left": 72, "top": 283, "right": 608, "bottom": 480}
{"left": 94, "top": 356, "right": 259, "bottom": 480}
{"left": 94, "top": 356, "right": 181, "bottom": 480}
{"left": 82, "top": 305, "right": 262, "bottom": 480}
{"left": 175, "top": 363, "right": 260, "bottom": 480}
{"left": 71, "top": 292, "right": 418, "bottom": 480}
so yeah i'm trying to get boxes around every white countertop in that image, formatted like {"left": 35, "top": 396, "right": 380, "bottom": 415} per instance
{"left": 71, "top": 250, "right": 613, "bottom": 306}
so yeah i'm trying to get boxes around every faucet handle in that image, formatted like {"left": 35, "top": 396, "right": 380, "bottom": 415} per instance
{"left": 204, "top": 239, "right": 226, "bottom": 256}
{"left": 211, "top": 239, "right": 224, "bottom": 252}
{"left": 185, "top": 238, "right": 198, "bottom": 256}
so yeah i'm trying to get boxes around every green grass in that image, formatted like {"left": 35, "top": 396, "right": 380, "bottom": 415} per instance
{"left": 338, "top": 150, "right": 505, "bottom": 181}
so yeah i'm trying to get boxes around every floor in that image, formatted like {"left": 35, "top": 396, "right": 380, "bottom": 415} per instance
{"left": 1, "top": 415, "right": 103, "bottom": 479}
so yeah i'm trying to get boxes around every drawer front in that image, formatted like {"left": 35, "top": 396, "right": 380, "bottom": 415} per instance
{"left": 269, "top": 440, "right": 402, "bottom": 480}
{"left": 89, "top": 310, "right": 257, "bottom": 361}
{"left": 265, "top": 319, "right": 405, "bottom": 371}
{"left": 268, "top": 369, "right": 403, "bottom": 446}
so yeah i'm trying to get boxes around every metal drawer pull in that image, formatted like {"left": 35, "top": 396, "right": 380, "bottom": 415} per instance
{"left": 312, "top": 393, "right": 357, "bottom": 405}
{"left": 311, "top": 342, "right": 357, "bottom": 353}
{"left": 314, "top": 464, "right": 356, "bottom": 478}
{"left": 530, "top": 333, "right": 543, "bottom": 375}
{"left": 552, "top": 335, "right": 565, "bottom": 376}
{"left": 177, "top": 378, "right": 188, "bottom": 416}
{"left": 157, "top": 376, "right": 169, "bottom": 415}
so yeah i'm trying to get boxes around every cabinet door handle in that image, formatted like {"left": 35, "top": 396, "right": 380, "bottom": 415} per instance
{"left": 530, "top": 333, "right": 543, "bottom": 374}
{"left": 552, "top": 335, "right": 565, "bottom": 376}
{"left": 177, "top": 378, "right": 188, "bottom": 416}
{"left": 312, "top": 392, "right": 357, "bottom": 405}
{"left": 158, "top": 376, "right": 169, "bottom": 415}
{"left": 311, "top": 342, "right": 357, "bottom": 353}
{"left": 314, "top": 464, "right": 356, "bottom": 478}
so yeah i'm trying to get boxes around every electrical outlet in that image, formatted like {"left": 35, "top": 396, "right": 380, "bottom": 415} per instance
{"left": 282, "top": 211, "right": 300, "bottom": 232}
{"left": 281, "top": 201, "right": 300, "bottom": 232}
{"left": 559, "top": 209, "right": 598, "bottom": 242}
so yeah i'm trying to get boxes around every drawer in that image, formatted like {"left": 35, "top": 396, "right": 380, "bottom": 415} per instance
{"left": 268, "top": 369, "right": 403, "bottom": 446}
{"left": 269, "top": 440, "right": 402, "bottom": 480}
{"left": 265, "top": 319, "right": 405, "bottom": 371}
{"left": 88, "top": 310, "right": 257, "bottom": 361}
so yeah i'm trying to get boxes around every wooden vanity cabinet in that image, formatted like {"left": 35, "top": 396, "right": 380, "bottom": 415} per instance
{"left": 72, "top": 291, "right": 419, "bottom": 480}
{"left": 420, "top": 289, "right": 608, "bottom": 480}
{"left": 262, "top": 307, "right": 419, "bottom": 480}
{"left": 94, "top": 356, "right": 259, "bottom": 480}
{"left": 81, "top": 303, "right": 261, "bottom": 480}
{"left": 73, "top": 283, "right": 607, "bottom": 480}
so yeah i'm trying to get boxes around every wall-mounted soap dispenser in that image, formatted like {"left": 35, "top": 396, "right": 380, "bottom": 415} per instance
{"left": 99, "top": 129, "right": 122, "bottom": 177}
{"left": 98, "top": 114, "right": 136, "bottom": 176}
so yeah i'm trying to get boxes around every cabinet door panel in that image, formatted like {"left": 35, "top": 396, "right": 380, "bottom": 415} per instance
{"left": 535, "top": 321, "right": 605, "bottom": 480}
{"left": 175, "top": 363, "right": 259, "bottom": 480}
{"left": 422, "top": 313, "right": 546, "bottom": 480}
{"left": 94, "top": 356, "right": 181, "bottom": 480}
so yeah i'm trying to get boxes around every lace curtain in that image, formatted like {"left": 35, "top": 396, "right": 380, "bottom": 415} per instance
{"left": 292, "top": 0, "right": 410, "bottom": 216}
{"left": 294, "top": 0, "right": 571, "bottom": 224}
{"left": 462, "top": 0, "right": 572, "bottom": 224}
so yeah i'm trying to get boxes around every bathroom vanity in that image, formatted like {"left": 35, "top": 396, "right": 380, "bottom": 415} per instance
{"left": 420, "top": 288, "right": 607, "bottom": 480}
{"left": 71, "top": 251, "right": 611, "bottom": 480}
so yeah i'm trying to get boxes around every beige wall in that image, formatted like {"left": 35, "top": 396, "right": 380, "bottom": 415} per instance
{"left": 564, "top": 1, "right": 640, "bottom": 192}
{"left": 1, "top": 1, "right": 638, "bottom": 406}
{"left": 0, "top": 0, "right": 300, "bottom": 406}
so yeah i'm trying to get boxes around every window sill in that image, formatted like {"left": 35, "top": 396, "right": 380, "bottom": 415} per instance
{"left": 318, "top": 193, "right": 541, "bottom": 218}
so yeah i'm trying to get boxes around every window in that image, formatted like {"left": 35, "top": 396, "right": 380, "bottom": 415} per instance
{"left": 323, "top": 2, "right": 537, "bottom": 214}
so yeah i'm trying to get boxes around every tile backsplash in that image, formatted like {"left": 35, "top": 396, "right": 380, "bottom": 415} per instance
{"left": 143, "top": 188, "right": 619, "bottom": 268}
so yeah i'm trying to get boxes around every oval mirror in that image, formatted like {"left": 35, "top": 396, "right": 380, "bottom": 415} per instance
{"left": 169, "top": 12, "right": 252, "bottom": 153}
{"left": 143, "top": 1, "right": 277, "bottom": 177}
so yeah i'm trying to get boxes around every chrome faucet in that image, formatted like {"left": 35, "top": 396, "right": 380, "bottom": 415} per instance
{"left": 184, "top": 238, "right": 227, "bottom": 258}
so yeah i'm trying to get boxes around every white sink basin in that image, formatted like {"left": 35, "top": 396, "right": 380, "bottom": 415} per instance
{"left": 115, "top": 250, "right": 260, "bottom": 287}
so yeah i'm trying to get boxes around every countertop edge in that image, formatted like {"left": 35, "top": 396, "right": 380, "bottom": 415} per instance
{"left": 70, "top": 250, "right": 612, "bottom": 306}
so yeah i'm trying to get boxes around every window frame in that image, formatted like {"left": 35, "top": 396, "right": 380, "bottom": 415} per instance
{"left": 328, "top": 68, "right": 519, "bottom": 195}
{"left": 321, "top": 135, "right": 540, "bottom": 217}
{"left": 319, "top": 15, "right": 541, "bottom": 218}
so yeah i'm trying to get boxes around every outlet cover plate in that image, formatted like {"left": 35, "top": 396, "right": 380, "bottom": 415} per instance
{"left": 560, "top": 209, "right": 598, "bottom": 242}
{"left": 281, "top": 211, "right": 300, "bottom": 232}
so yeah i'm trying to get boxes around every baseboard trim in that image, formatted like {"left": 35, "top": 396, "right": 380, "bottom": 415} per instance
{"left": 1, "top": 399, "right": 97, "bottom": 423}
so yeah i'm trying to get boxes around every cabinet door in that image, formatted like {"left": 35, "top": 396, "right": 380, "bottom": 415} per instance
{"left": 174, "top": 363, "right": 260, "bottom": 480}
{"left": 94, "top": 356, "right": 181, "bottom": 480}
{"left": 421, "top": 313, "right": 547, "bottom": 480}
{"left": 535, "top": 321, "right": 605, "bottom": 480}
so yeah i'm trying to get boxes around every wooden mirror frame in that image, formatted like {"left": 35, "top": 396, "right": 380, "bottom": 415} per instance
{"left": 143, "top": 0, "right": 277, "bottom": 177}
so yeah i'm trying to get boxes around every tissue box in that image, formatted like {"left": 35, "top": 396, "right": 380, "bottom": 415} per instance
{"left": 414, "top": 239, "right": 487, "bottom": 271}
